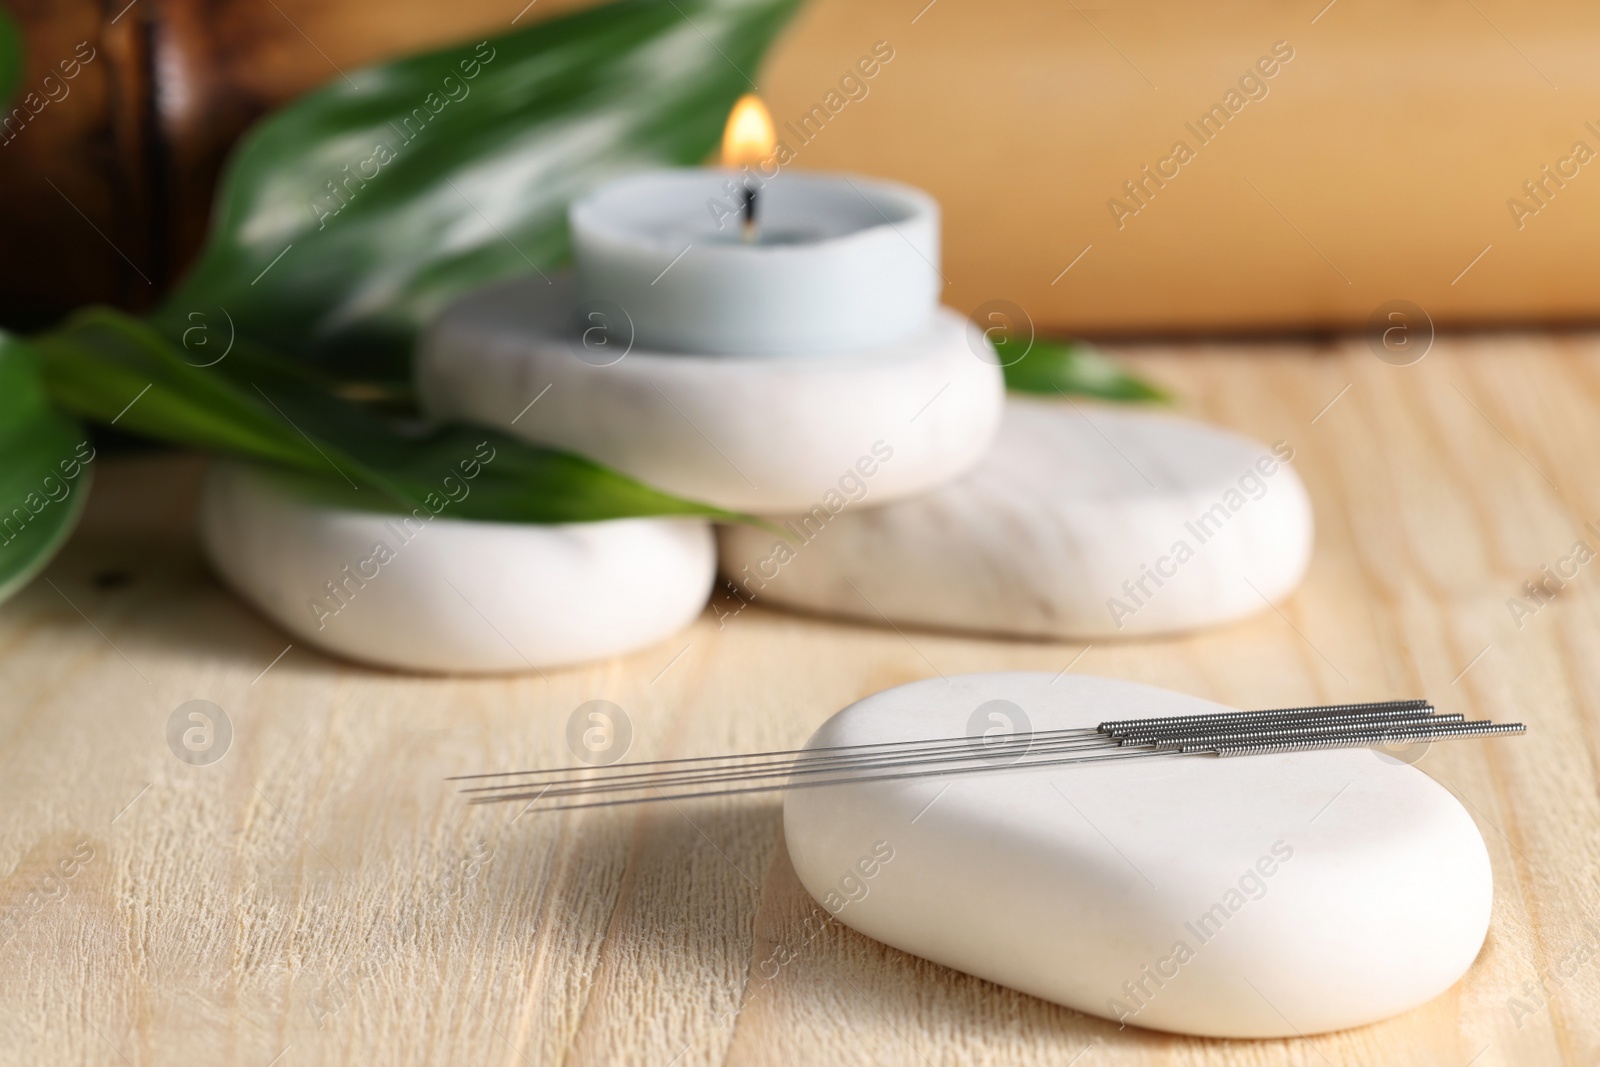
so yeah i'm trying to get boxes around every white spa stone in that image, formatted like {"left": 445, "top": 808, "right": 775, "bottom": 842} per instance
{"left": 717, "top": 397, "right": 1313, "bottom": 638}
{"left": 784, "top": 672, "right": 1494, "bottom": 1038}
{"left": 198, "top": 460, "right": 715, "bottom": 674}
{"left": 416, "top": 276, "right": 1004, "bottom": 513}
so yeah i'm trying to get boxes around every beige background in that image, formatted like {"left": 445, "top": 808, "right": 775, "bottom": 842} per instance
{"left": 758, "top": 0, "right": 1600, "bottom": 334}
{"left": 2, "top": 334, "right": 1597, "bottom": 1064}
{"left": 279, "top": 0, "right": 1600, "bottom": 334}
{"left": 10, "top": 0, "right": 1597, "bottom": 333}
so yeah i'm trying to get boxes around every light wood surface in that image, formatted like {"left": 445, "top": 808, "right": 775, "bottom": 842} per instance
{"left": 3, "top": 332, "right": 1598, "bottom": 1066}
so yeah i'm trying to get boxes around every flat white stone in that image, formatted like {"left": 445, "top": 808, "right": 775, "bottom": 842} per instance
{"left": 198, "top": 461, "right": 714, "bottom": 674}
{"left": 415, "top": 277, "right": 1003, "bottom": 513}
{"left": 718, "top": 397, "right": 1313, "bottom": 638}
{"left": 784, "top": 672, "right": 1493, "bottom": 1038}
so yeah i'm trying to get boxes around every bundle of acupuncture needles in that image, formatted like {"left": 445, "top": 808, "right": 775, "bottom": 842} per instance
{"left": 453, "top": 699, "right": 1525, "bottom": 815}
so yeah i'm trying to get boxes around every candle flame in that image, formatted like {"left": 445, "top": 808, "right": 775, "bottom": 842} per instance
{"left": 721, "top": 94, "right": 776, "bottom": 167}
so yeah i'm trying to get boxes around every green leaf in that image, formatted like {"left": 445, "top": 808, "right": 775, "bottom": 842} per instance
{"left": 0, "top": 332, "right": 92, "bottom": 603}
{"left": 156, "top": 0, "right": 800, "bottom": 382}
{"left": 0, "top": 5, "right": 21, "bottom": 108}
{"left": 35, "top": 307, "right": 748, "bottom": 525}
{"left": 998, "top": 336, "right": 1171, "bottom": 403}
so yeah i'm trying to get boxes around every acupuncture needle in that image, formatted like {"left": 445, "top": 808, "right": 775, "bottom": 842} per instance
{"left": 457, "top": 701, "right": 1514, "bottom": 811}
{"left": 450, "top": 698, "right": 1436, "bottom": 786}
{"left": 462, "top": 706, "right": 1452, "bottom": 800}
{"left": 478, "top": 721, "right": 1526, "bottom": 813}
{"left": 455, "top": 699, "right": 1437, "bottom": 792}
{"left": 1100, "top": 698, "right": 1434, "bottom": 733}
{"left": 464, "top": 710, "right": 1478, "bottom": 808}
{"left": 471, "top": 719, "right": 1473, "bottom": 806}
{"left": 461, "top": 711, "right": 1464, "bottom": 803}
{"left": 457, "top": 710, "right": 1446, "bottom": 793}
{"left": 460, "top": 710, "right": 1452, "bottom": 793}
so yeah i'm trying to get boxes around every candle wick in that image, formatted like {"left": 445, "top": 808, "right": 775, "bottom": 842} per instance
{"left": 740, "top": 181, "right": 758, "bottom": 243}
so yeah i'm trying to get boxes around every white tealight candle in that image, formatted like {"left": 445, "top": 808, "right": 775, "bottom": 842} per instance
{"left": 569, "top": 98, "right": 939, "bottom": 356}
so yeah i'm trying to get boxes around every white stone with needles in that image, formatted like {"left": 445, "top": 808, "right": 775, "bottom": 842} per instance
{"left": 198, "top": 461, "right": 715, "bottom": 673}
{"left": 783, "top": 672, "right": 1494, "bottom": 1038}
{"left": 416, "top": 276, "right": 1003, "bottom": 513}
{"left": 717, "top": 396, "right": 1313, "bottom": 638}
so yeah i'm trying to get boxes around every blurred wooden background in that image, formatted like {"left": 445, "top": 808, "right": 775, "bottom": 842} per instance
{"left": 5, "top": 0, "right": 1599, "bottom": 335}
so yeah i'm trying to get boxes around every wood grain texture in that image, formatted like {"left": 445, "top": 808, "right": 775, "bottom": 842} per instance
{"left": 1, "top": 334, "right": 1597, "bottom": 1066}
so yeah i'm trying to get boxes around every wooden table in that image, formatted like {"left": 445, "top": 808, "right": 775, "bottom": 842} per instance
{"left": 3, "top": 332, "right": 1596, "bottom": 1066}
